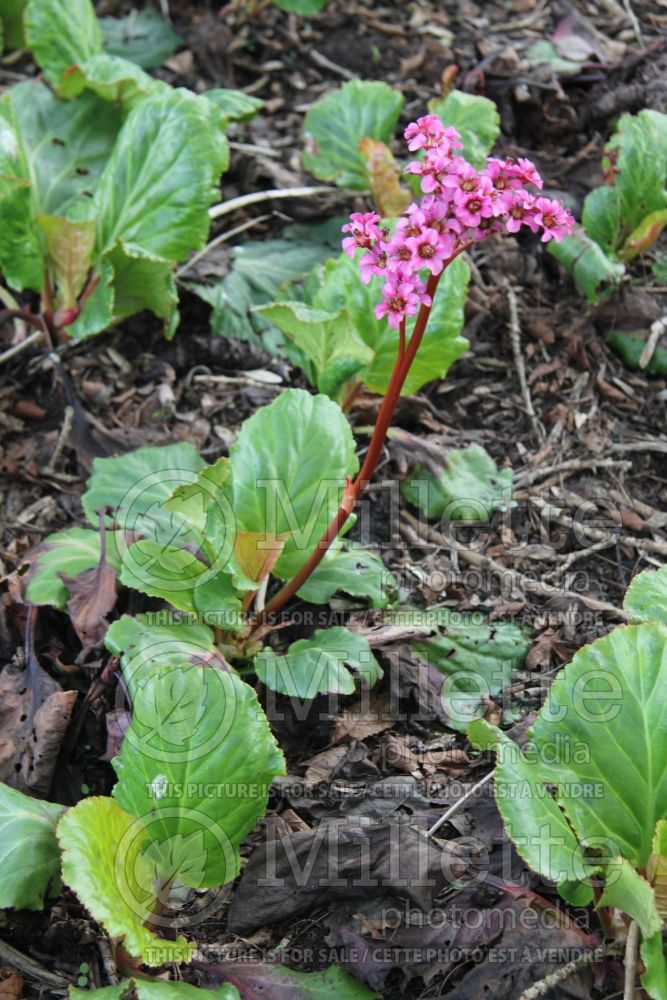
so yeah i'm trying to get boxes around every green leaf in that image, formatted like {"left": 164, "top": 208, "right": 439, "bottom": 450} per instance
{"left": 230, "top": 388, "right": 358, "bottom": 578}
{"left": 597, "top": 857, "right": 662, "bottom": 938}
{"left": 99, "top": 9, "right": 182, "bottom": 70}
{"left": 531, "top": 622, "right": 667, "bottom": 869}
{"left": 428, "top": 90, "right": 500, "bottom": 168}
{"left": 81, "top": 442, "right": 204, "bottom": 533}
{"left": 67, "top": 256, "right": 115, "bottom": 340}
{"left": 524, "top": 39, "right": 583, "bottom": 77}
{"left": 106, "top": 240, "right": 178, "bottom": 330}
{"left": 24, "top": 527, "right": 121, "bottom": 609}
{"left": 402, "top": 444, "right": 513, "bottom": 522}
{"left": 119, "top": 541, "right": 242, "bottom": 618}
{"left": 36, "top": 214, "right": 96, "bottom": 309}
{"left": 105, "top": 613, "right": 224, "bottom": 699}
{"left": 10, "top": 81, "right": 122, "bottom": 218}
{"left": 255, "top": 626, "right": 381, "bottom": 698}
{"left": 24, "top": 0, "right": 102, "bottom": 93}
{"left": 219, "top": 962, "right": 379, "bottom": 1000}
{"left": 92, "top": 90, "right": 226, "bottom": 262}
{"left": 57, "top": 796, "right": 193, "bottom": 965}
{"left": 468, "top": 719, "right": 586, "bottom": 889}
{"left": 112, "top": 665, "right": 285, "bottom": 888}
{"left": 0, "top": 782, "right": 65, "bottom": 910}
{"left": 60, "top": 52, "right": 167, "bottom": 107}
{"left": 191, "top": 235, "right": 334, "bottom": 348}
{"left": 641, "top": 931, "right": 667, "bottom": 1000}
{"left": 621, "top": 209, "right": 667, "bottom": 261}
{"left": 0, "top": 92, "right": 44, "bottom": 291}
{"left": 606, "top": 329, "right": 667, "bottom": 376}
{"left": 255, "top": 301, "right": 373, "bottom": 398}
{"left": 416, "top": 615, "right": 529, "bottom": 731}
{"left": 302, "top": 80, "right": 404, "bottom": 190}
{"left": 582, "top": 186, "right": 622, "bottom": 255}
{"left": 548, "top": 230, "right": 625, "bottom": 304}
{"left": 625, "top": 567, "right": 667, "bottom": 625}
{"left": 312, "top": 253, "right": 470, "bottom": 396}
{"left": 297, "top": 543, "right": 396, "bottom": 607}
{"left": 605, "top": 109, "right": 667, "bottom": 237}
{"left": 70, "top": 985, "right": 130, "bottom": 1000}
{"left": 70, "top": 983, "right": 240, "bottom": 1000}
{"left": 273, "top": 0, "right": 327, "bottom": 12}
{"left": 0, "top": 0, "right": 27, "bottom": 49}
{"left": 205, "top": 88, "right": 264, "bottom": 123}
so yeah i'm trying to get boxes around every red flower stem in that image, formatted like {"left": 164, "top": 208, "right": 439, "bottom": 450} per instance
{"left": 251, "top": 245, "right": 471, "bottom": 631}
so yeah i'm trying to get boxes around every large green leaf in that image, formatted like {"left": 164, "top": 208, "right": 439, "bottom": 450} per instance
{"left": 191, "top": 235, "right": 334, "bottom": 348}
{"left": 92, "top": 90, "right": 226, "bottom": 262}
{"left": 641, "top": 931, "right": 667, "bottom": 1000}
{"left": 548, "top": 230, "right": 625, "bottom": 304}
{"left": 219, "top": 962, "right": 379, "bottom": 1000}
{"left": 625, "top": 567, "right": 667, "bottom": 625}
{"left": 597, "top": 857, "right": 662, "bottom": 939}
{"left": 531, "top": 623, "right": 667, "bottom": 870}
{"left": 24, "top": 0, "right": 102, "bottom": 93}
{"left": 302, "top": 80, "right": 404, "bottom": 190}
{"left": 36, "top": 214, "right": 96, "bottom": 309}
{"left": 230, "top": 389, "right": 358, "bottom": 578}
{"left": 606, "top": 329, "right": 667, "bottom": 376}
{"left": 112, "top": 665, "right": 285, "bottom": 888}
{"left": 312, "top": 253, "right": 470, "bottom": 396}
{"left": 71, "top": 983, "right": 239, "bottom": 1000}
{"left": 605, "top": 109, "right": 667, "bottom": 237}
{"left": 57, "top": 796, "right": 193, "bottom": 965}
{"left": 23, "top": 526, "right": 121, "bottom": 610}
{"left": 469, "top": 719, "right": 587, "bottom": 891}
{"left": 401, "top": 444, "right": 513, "bottom": 522}
{"left": 105, "top": 613, "right": 224, "bottom": 699}
{"left": 107, "top": 240, "right": 178, "bottom": 328}
{"left": 81, "top": 442, "right": 204, "bottom": 533}
{"left": 273, "top": 0, "right": 327, "bottom": 12}
{"left": 428, "top": 90, "right": 500, "bottom": 168}
{"left": 99, "top": 9, "right": 182, "bottom": 70}
{"left": 582, "top": 186, "right": 622, "bottom": 255}
{"left": 0, "top": 782, "right": 65, "bottom": 910}
{"left": 60, "top": 52, "right": 168, "bottom": 107}
{"left": 255, "top": 626, "right": 381, "bottom": 698}
{"left": 255, "top": 301, "right": 373, "bottom": 398}
{"left": 416, "top": 615, "right": 529, "bottom": 732}
{"left": 0, "top": 92, "right": 44, "bottom": 290}
{"left": 297, "top": 543, "right": 395, "bottom": 607}
{"left": 0, "top": 0, "right": 26, "bottom": 48}
{"left": 7, "top": 77, "right": 121, "bottom": 243}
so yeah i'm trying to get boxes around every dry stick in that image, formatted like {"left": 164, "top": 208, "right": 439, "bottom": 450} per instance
{"left": 504, "top": 280, "right": 545, "bottom": 443}
{"left": 515, "top": 458, "right": 632, "bottom": 487}
{"left": 208, "top": 186, "right": 341, "bottom": 221}
{"left": 639, "top": 313, "right": 667, "bottom": 369}
{"left": 0, "top": 938, "right": 69, "bottom": 990}
{"left": 623, "top": 920, "right": 640, "bottom": 1000}
{"left": 0, "top": 328, "right": 44, "bottom": 365}
{"left": 401, "top": 509, "right": 629, "bottom": 618}
{"left": 427, "top": 770, "right": 494, "bottom": 838}
{"left": 543, "top": 536, "right": 613, "bottom": 584}
{"left": 530, "top": 495, "right": 667, "bottom": 558}
{"left": 175, "top": 213, "right": 273, "bottom": 277}
{"left": 518, "top": 947, "right": 607, "bottom": 1000}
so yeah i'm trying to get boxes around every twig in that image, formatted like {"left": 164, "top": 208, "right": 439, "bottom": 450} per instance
{"left": 622, "top": 0, "right": 643, "bottom": 45}
{"left": 0, "top": 938, "right": 69, "bottom": 990}
{"left": 309, "top": 49, "right": 356, "bottom": 79}
{"left": 623, "top": 920, "right": 640, "bottom": 1000}
{"left": 97, "top": 937, "right": 119, "bottom": 986}
{"left": 402, "top": 510, "right": 629, "bottom": 618}
{"left": 639, "top": 314, "right": 666, "bottom": 369}
{"left": 504, "top": 280, "right": 545, "bottom": 443}
{"left": 428, "top": 770, "right": 494, "bottom": 837}
{"left": 175, "top": 214, "right": 272, "bottom": 277}
{"left": 515, "top": 457, "right": 631, "bottom": 487}
{"left": 208, "top": 186, "right": 341, "bottom": 221}
{"left": 608, "top": 440, "right": 667, "bottom": 455}
{"left": 43, "top": 405, "right": 74, "bottom": 475}
{"left": 530, "top": 495, "right": 667, "bottom": 558}
{"left": 0, "top": 329, "right": 44, "bottom": 365}
{"left": 519, "top": 947, "right": 606, "bottom": 999}
{"left": 543, "top": 537, "right": 612, "bottom": 583}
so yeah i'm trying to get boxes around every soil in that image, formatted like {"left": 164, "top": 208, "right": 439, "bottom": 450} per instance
{"left": 1, "top": 1, "right": 666, "bottom": 998}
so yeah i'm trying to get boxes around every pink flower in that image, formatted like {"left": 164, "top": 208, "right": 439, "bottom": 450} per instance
{"left": 484, "top": 158, "right": 523, "bottom": 191}
{"left": 515, "top": 157, "right": 544, "bottom": 189}
{"left": 341, "top": 212, "right": 382, "bottom": 257}
{"left": 404, "top": 117, "right": 463, "bottom": 154}
{"left": 453, "top": 175, "right": 495, "bottom": 227}
{"left": 358, "top": 244, "right": 389, "bottom": 284}
{"left": 498, "top": 190, "right": 539, "bottom": 233}
{"left": 406, "top": 227, "right": 454, "bottom": 275}
{"left": 533, "top": 197, "right": 575, "bottom": 242}
{"left": 375, "top": 276, "right": 431, "bottom": 328}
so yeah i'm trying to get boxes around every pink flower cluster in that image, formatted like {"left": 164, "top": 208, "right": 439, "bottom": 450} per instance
{"left": 342, "top": 115, "right": 574, "bottom": 328}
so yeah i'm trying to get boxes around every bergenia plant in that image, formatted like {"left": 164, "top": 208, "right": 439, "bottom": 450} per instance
{"left": 252, "top": 114, "right": 574, "bottom": 626}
